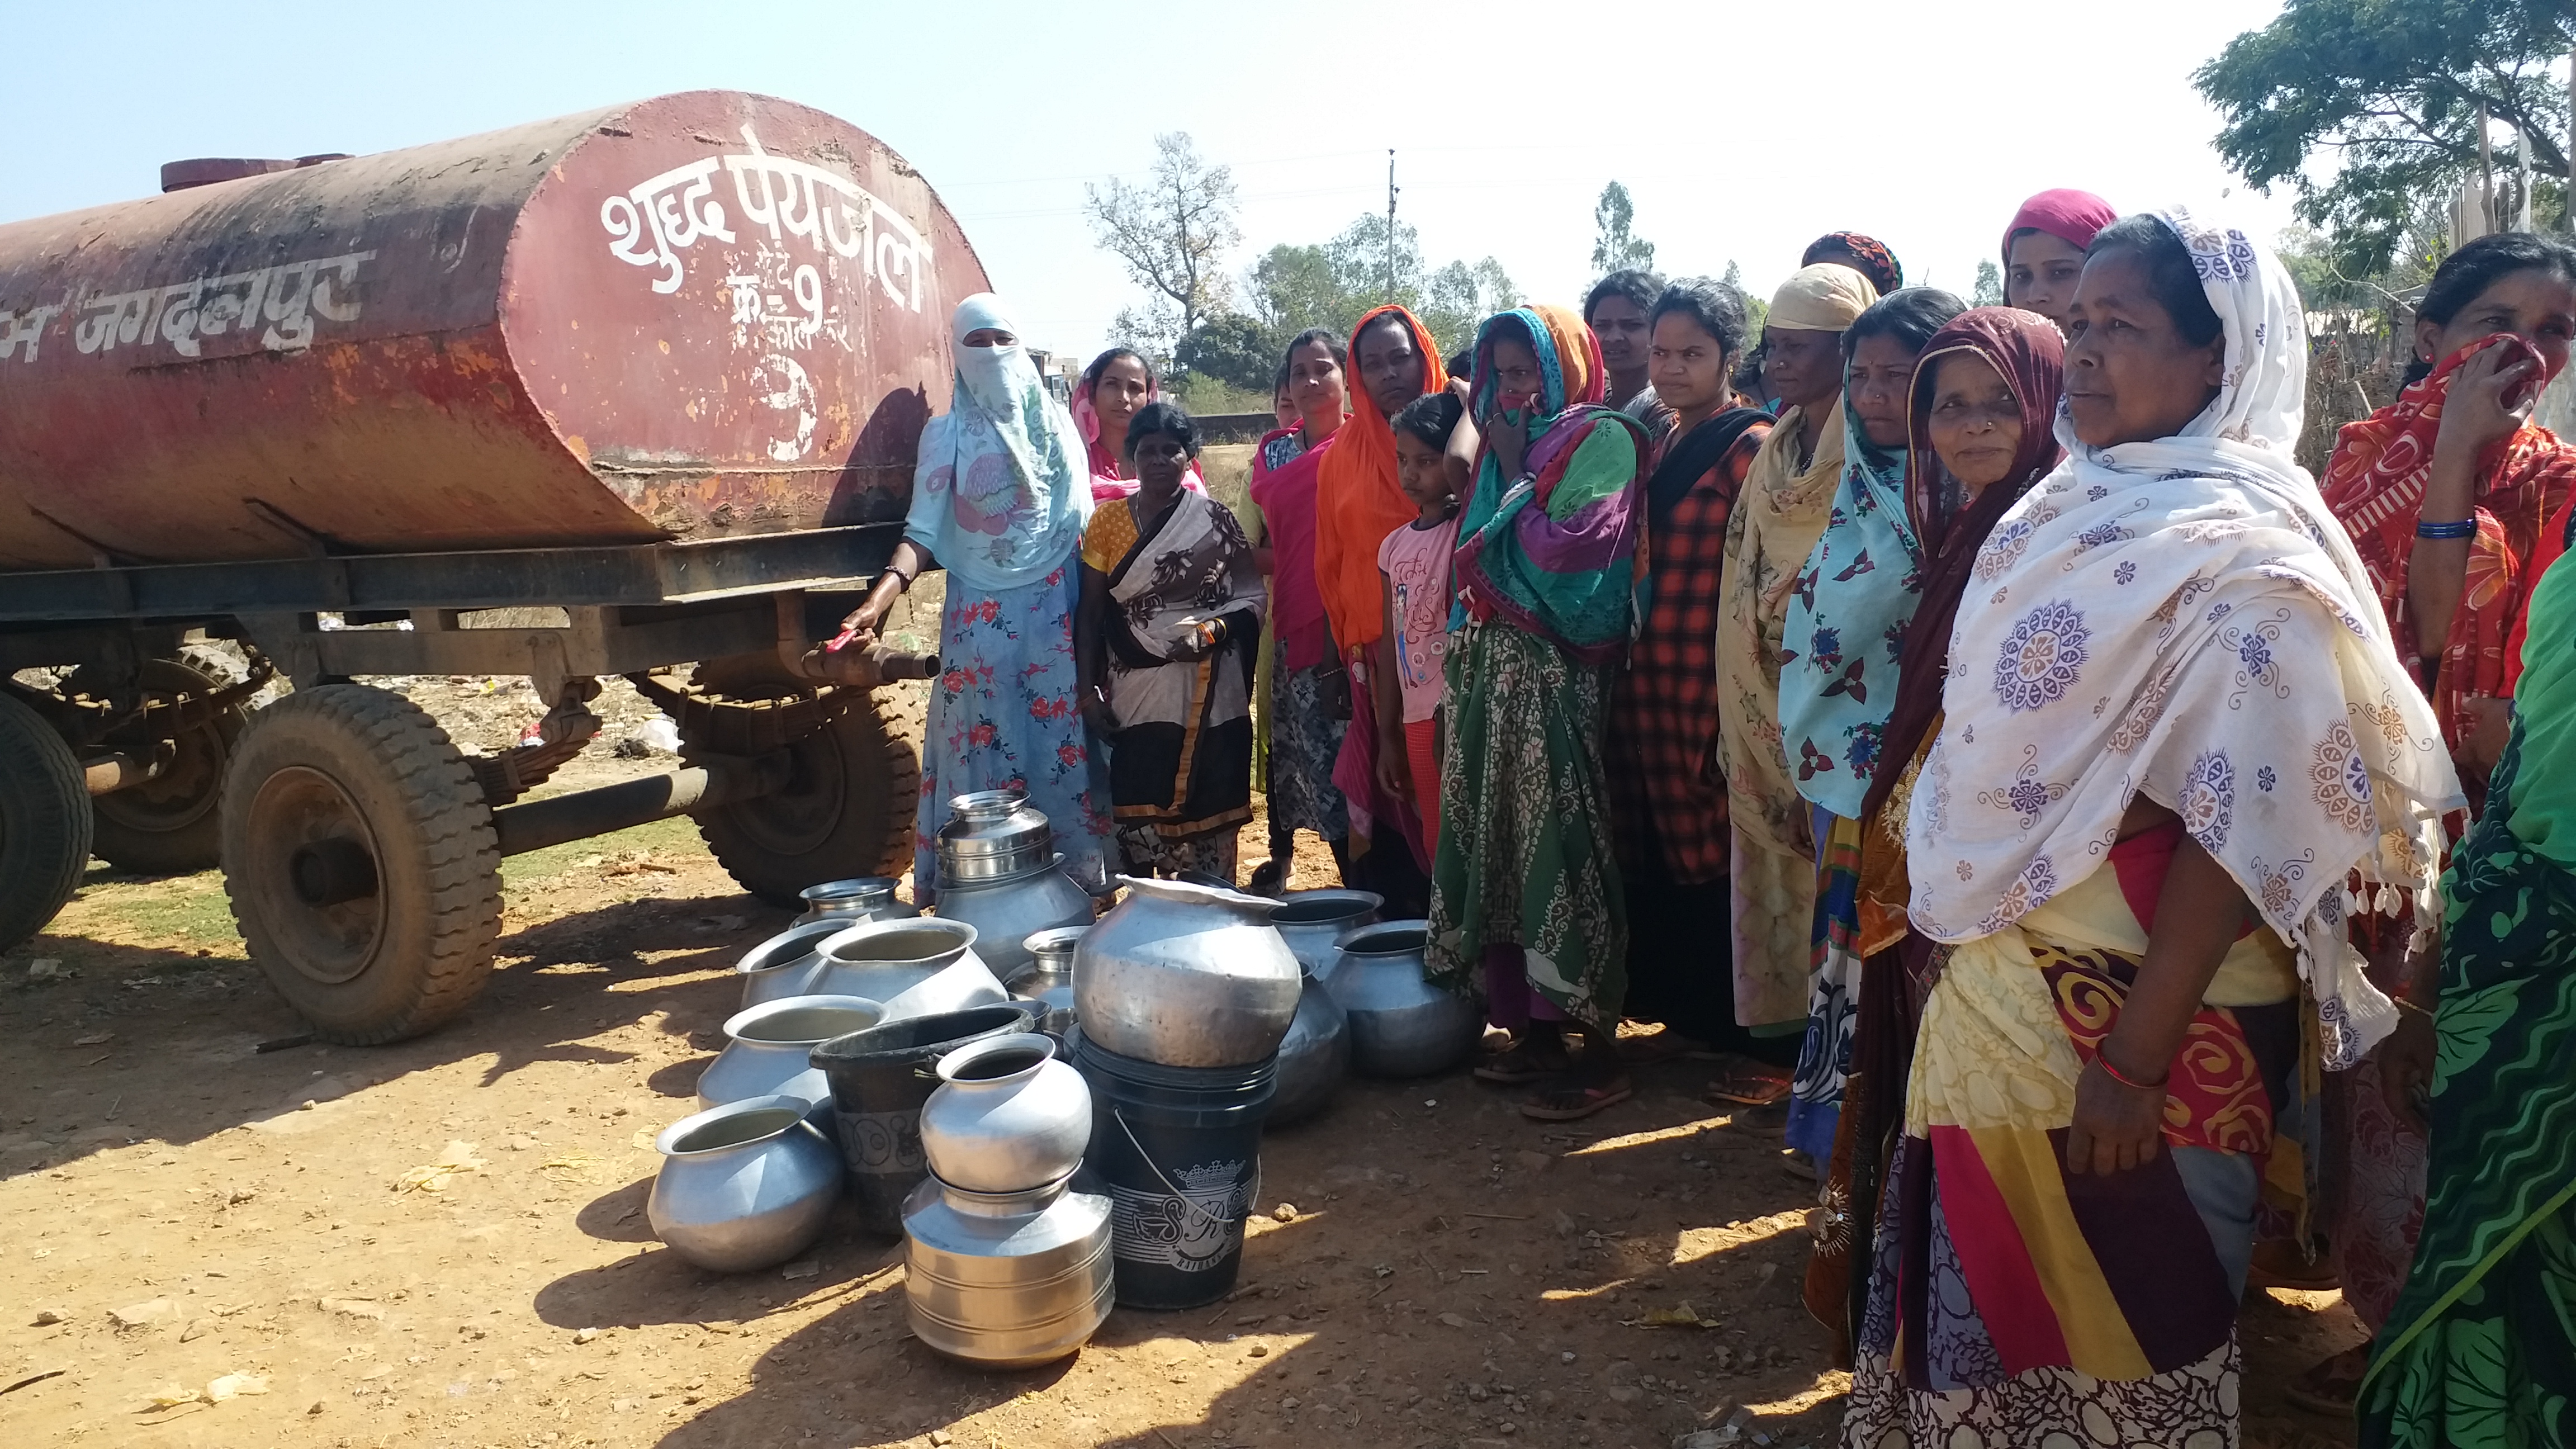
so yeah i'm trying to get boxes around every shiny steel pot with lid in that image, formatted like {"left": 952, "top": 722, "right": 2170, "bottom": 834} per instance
{"left": 935, "top": 788, "right": 1055, "bottom": 884}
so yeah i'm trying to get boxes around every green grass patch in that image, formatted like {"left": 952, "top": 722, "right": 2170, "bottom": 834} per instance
{"left": 498, "top": 812, "right": 704, "bottom": 888}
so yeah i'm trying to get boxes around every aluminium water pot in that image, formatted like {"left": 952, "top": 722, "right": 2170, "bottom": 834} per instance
{"left": 1072, "top": 876, "right": 1299, "bottom": 1068}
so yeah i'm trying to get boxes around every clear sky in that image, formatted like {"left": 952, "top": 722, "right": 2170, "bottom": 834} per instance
{"left": 2, "top": 0, "right": 2303, "bottom": 362}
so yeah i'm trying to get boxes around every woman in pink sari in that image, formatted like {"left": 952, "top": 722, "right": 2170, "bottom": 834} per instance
{"left": 1069, "top": 347, "right": 1205, "bottom": 503}
{"left": 1247, "top": 328, "right": 1353, "bottom": 891}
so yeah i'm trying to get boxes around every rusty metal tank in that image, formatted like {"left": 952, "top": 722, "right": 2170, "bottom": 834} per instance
{"left": 0, "top": 91, "right": 988, "bottom": 570}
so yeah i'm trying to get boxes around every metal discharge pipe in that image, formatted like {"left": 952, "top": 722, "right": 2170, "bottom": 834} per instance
{"left": 490, "top": 752, "right": 792, "bottom": 858}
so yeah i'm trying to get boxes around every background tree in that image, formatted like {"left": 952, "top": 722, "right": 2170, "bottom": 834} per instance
{"left": 2195, "top": 0, "right": 2573, "bottom": 273}
{"left": 1246, "top": 244, "right": 1354, "bottom": 339}
{"left": 1722, "top": 259, "right": 1767, "bottom": 340}
{"left": 1420, "top": 257, "right": 1521, "bottom": 354}
{"left": 1325, "top": 213, "right": 1429, "bottom": 315}
{"left": 1173, "top": 314, "right": 1280, "bottom": 395}
{"left": 1592, "top": 181, "right": 1657, "bottom": 277}
{"left": 1085, "top": 132, "right": 1241, "bottom": 369}
{"left": 1972, "top": 258, "right": 2005, "bottom": 308}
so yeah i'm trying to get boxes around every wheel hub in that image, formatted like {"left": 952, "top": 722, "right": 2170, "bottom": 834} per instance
{"left": 243, "top": 765, "right": 386, "bottom": 984}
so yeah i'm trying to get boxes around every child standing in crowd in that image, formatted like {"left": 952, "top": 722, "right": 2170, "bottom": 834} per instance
{"left": 1372, "top": 391, "right": 1466, "bottom": 851}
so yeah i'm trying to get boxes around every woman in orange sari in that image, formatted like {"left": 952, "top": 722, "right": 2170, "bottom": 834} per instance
{"left": 2297, "top": 229, "right": 2576, "bottom": 1409}
{"left": 1316, "top": 306, "right": 1449, "bottom": 914}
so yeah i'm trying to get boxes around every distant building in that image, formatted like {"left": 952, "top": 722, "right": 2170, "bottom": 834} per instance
{"left": 1027, "top": 348, "right": 1079, "bottom": 406}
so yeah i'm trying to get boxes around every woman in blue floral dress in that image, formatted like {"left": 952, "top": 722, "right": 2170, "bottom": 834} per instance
{"left": 836, "top": 293, "right": 1114, "bottom": 897}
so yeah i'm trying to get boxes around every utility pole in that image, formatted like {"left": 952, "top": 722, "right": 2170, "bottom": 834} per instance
{"left": 1386, "top": 150, "right": 1399, "bottom": 300}
{"left": 2521, "top": 122, "right": 2536, "bottom": 231}
{"left": 2479, "top": 100, "right": 2496, "bottom": 234}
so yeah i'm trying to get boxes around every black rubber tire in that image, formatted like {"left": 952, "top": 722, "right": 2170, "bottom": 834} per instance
{"left": 688, "top": 689, "right": 921, "bottom": 908}
{"left": 0, "top": 690, "right": 93, "bottom": 951}
{"left": 219, "top": 684, "right": 503, "bottom": 1045}
{"left": 76, "top": 654, "right": 249, "bottom": 875}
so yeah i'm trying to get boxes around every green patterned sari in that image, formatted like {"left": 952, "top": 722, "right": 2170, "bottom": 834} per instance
{"left": 2361, "top": 555, "right": 2576, "bottom": 1448}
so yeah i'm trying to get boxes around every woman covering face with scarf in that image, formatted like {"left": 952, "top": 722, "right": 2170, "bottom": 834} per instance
{"left": 839, "top": 293, "right": 1113, "bottom": 897}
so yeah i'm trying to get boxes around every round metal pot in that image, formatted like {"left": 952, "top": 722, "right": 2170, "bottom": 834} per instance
{"left": 733, "top": 919, "right": 848, "bottom": 1010}
{"left": 807, "top": 918, "right": 1008, "bottom": 1021}
{"left": 1332, "top": 921, "right": 1481, "bottom": 1078}
{"left": 931, "top": 855, "right": 1093, "bottom": 977}
{"left": 918, "top": 1033, "right": 1092, "bottom": 1193}
{"left": 902, "top": 1171, "right": 1112, "bottom": 1368}
{"left": 1267, "top": 968, "right": 1349, "bottom": 1128}
{"left": 1271, "top": 889, "right": 1383, "bottom": 988}
{"left": 793, "top": 876, "right": 914, "bottom": 927}
{"left": 648, "top": 1095, "right": 842, "bottom": 1273}
{"left": 935, "top": 787, "right": 1055, "bottom": 886}
{"left": 1073, "top": 875, "right": 1299, "bottom": 1068}
{"left": 699, "top": 995, "right": 884, "bottom": 1121}
{"left": 1007, "top": 926, "right": 1083, "bottom": 1036}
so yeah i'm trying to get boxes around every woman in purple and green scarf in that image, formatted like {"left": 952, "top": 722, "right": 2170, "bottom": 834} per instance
{"left": 1429, "top": 304, "right": 1652, "bottom": 1121}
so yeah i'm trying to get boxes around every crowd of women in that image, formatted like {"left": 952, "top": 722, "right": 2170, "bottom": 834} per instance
{"left": 836, "top": 194, "right": 2576, "bottom": 1447}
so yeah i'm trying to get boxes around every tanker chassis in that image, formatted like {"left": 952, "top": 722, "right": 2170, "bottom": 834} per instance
{"left": 0, "top": 93, "right": 986, "bottom": 1044}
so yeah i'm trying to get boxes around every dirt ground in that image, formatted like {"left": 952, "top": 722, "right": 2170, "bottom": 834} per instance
{"left": 2, "top": 663, "right": 2367, "bottom": 1449}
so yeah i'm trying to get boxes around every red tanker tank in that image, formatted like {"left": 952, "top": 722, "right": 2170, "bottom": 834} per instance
{"left": 0, "top": 91, "right": 988, "bottom": 570}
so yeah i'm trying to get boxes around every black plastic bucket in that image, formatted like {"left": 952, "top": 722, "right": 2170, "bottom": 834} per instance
{"left": 1067, "top": 1026, "right": 1276, "bottom": 1309}
{"left": 810, "top": 1003, "right": 1037, "bottom": 1234}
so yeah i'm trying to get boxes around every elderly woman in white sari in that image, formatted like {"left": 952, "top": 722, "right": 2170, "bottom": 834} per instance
{"left": 1841, "top": 211, "right": 2460, "bottom": 1447}
{"left": 837, "top": 293, "right": 1112, "bottom": 897}
{"left": 1075, "top": 402, "right": 1266, "bottom": 881}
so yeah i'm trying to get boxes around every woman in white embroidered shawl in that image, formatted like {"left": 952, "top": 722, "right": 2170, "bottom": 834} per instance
{"left": 1841, "top": 212, "right": 2460, "bottom": 1446}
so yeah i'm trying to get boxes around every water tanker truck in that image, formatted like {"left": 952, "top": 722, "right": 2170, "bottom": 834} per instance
{"left": 0, "top": 92, "right": 982, "bottom": 1043}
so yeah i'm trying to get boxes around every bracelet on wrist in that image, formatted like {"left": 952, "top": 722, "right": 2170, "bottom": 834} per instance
{"left": 2416, "top": 518, "right": 2478, "bottom": 541}
{"left": 2094, "top": 1050, "right": 2168, "bottom": 1092}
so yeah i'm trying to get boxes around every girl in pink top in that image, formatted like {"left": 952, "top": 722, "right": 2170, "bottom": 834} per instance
{"left": 1371, "top": 390, "right": 1465, "bottom": 850}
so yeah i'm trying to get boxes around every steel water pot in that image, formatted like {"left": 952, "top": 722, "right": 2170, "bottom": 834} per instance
{"left": 902, "top": 1171, "right": 1113, "bottom": 1368}
{"left": 1271, "top": 889, "right": 1382, "bottom": 987}
{"left": 1073, "top": 876, "right": 1299, "bottom": 1068}
{"left": 1332, "top": 921, "right": 1481, "bottom": 1077}
{"left": 793, "top": 877, "right": 913, "bottom": 927}
{"left": 1007, "top": 926, "right": 1083, "bottom": 1036}
{"left": 918, "top": 1033, "right": 1092, "bottom": 1193}
{"left": 698, "top": 995, "right": 884, "bottom": 1121}
{"left": 807, "top": 918, "right": 1008, "bottom": 1021}
{"left": 648, "top": 1095, "right": 841, "bottom": 1273}
{"left": 809, "top": 1003, "right": 1040, "bottom": 1234}
{"left": 733, "top": 919, "right": 849, "bottom": 1010}
{"left": 934, "top": 788, "right": 1055, "bottom": 884}
{"left": 931, "top": 854, "right": 1094, "bottom": 977}
{"left": 1267, "top": 968, "right": 1349, "bottom": 1128}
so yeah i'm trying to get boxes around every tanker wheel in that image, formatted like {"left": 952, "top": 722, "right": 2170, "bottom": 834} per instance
{"left": 71, "top": 654, "right": 250, "bottom": 875}
{"left": 684, "top": 684, "right": 920, "bottom": 910}
{"left": 0, "top": 690, "right": 94, "bottom": 951}
{"left": 219, "top": 684, "right": 503, "bottom": 1045}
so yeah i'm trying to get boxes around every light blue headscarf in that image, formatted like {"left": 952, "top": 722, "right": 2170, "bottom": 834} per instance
{"left": 1777, "top": 344, "right": 1924, "bottom": 818}
{"left": 901, "top": 293, "right": 1090, "bottom": 594}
